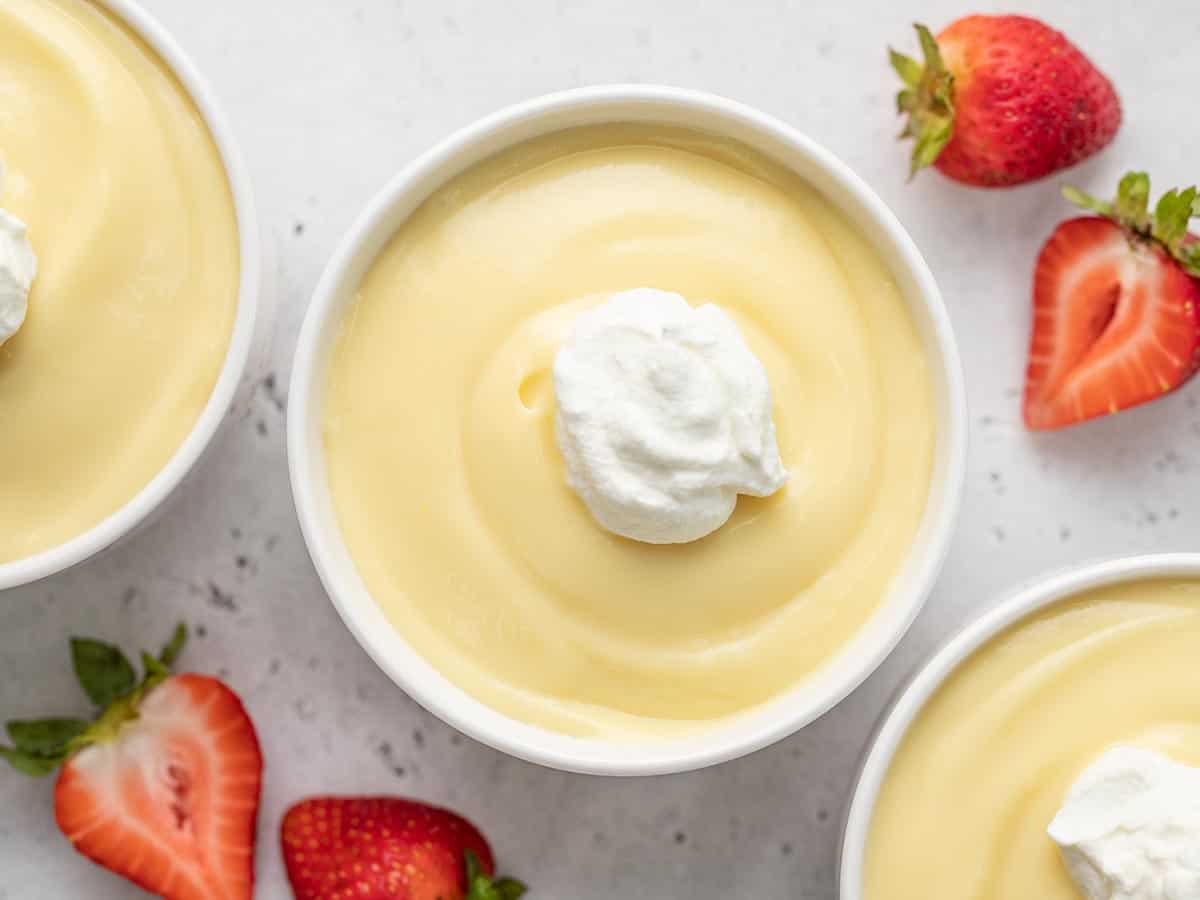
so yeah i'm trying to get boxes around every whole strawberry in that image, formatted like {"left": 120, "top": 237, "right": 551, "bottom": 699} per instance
{"left": 0, "top": 625, "right": 263, "bottom": 900}
{"left": 890, "top": 17, "right": 1121, "bottom": 187}
{"left": 282, "top": 795, "right": 526, "bottom": 900}
{"left": 1024, "top": 173, "right": 1200, "bottom": 429}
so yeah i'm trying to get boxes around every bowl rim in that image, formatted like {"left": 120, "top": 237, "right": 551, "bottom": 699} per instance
{"left": 0, "top": 0, "right": 260, "bottom": 591}
{"left": 288, "top": 83, "right": 967, "bottom": 776}
{"left": 837, "top": 552, "right": 1200, "bottom": 898}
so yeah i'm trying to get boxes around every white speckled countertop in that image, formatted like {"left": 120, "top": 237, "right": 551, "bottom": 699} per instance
{"left": 3, "top": 1, "right": 1199, "bottom": 897}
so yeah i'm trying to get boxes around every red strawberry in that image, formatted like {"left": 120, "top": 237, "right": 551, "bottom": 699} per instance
{"left": 890, "top": 17, "right": 1121, "bottom": 186}
{"left": 282, "top": 796, "right": 526, "bottom": 900}
{"left": 1024, "top": 173, "right": 1200, "bottom": 429}
{"left": 0, "top": 625, "right": 263, "bottom": 899}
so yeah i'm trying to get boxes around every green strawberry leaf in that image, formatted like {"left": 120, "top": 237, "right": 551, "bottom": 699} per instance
{"left": 896, "top": 88, "right": 918, "bottom": 117}
{"left": 1180, "top": 242, "right": 1200, "bottom": 278}
{"left": 910, "top": 118, "right": 953, "bottom": 177}
{"left": 141, "top": 652, "right": 169, "bottom": 682}
{"left": 3, "top": 625, "right": 193, "bottom": 781}
{"left": 889, "top": 49, "right": 923, "bottom": 88}
{"left": 1115, "top": 172, "right": 1151, "bottom": 229}
{"left": 914, "top": 23, "right": 944, "bottom": 71}
{"left": 464, "top": 849, "right": 527, "bottom": 900}
{"left": 494, "top": 878, "right": 528, "bottom": 900}
{"left": 158, "top": 623, "right": 187, "bottom": 667}
{"left": 1068, "top": 172, "right": 1200, "bottom": 275}
{"left": 6, "top": 718, "right": 87, "bottom": 755}
{"left": 1153, "top": 186, "right": 1198, "bottom": 248}
{"left": 1062, "top": 185, "right": 1114, "bottom": 217}
{"left": 71, "top": 638, "right": 136, "bottom": 707}
{"left": 892, "top": 23, "right": 955, "bottom": 178}
{"left": 136, "top": 624, "right": 186, "bottom": 694}
{"left": 0, "top": 745, "right": 64, "bottom": 777}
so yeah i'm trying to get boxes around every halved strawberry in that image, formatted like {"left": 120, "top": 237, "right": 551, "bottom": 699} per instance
{"left": 1024, "top": 173, "right": 1200, "bottom": 429}
{"left": 0, "top": 626, "right": 263, "bottom": 899}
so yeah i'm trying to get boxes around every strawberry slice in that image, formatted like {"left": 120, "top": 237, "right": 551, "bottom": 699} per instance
{"left": 1024, "top": 173, "right": 1200, "bottom": 429}
{"left": 1, "top": 626, "right": 262, "bottom": 900}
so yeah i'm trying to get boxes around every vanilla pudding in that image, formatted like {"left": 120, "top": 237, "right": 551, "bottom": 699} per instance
{"left": 0, "top": 0, "right": 239, "bottom": 563}
{"left": 322, "top": 124, "right": 935, "bottom": 739}
{"left": 864, "top": 578, "right": 1200, "bottom": 900}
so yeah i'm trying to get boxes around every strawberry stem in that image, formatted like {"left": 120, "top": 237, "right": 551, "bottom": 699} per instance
{"left": 0, "top": 624, "right": 189, "bottom": 778}
{"left": 1061, "top": 186, "right": 1113, "bottom": 218}
{"left": 1065, "top": 173, "right": 1200, "bottom": 276}
{"left": 159, "top": 623, "right": 188, "bottom": 667}
{"left": 890, "top": 23, "right": 956, "bottom": 178}
{"left": 464, "top": 849, "right": 527, "bottom": 900}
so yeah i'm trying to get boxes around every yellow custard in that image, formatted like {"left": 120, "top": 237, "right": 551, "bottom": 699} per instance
{"left": 323, "top": 125, "right": 935, "bottom": 738}
{"left": 0, "top": 0, "right": 239, "bottom": 562}
{"left": 865, "top": 579, "right": 1200, "bottom": 900}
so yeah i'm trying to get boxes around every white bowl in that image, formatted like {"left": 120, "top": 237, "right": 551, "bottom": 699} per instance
{"left": 288, "top": 85, "right": 967, "bottom": 776}
{"left": 838, "top": 553, "right": 1200, "bottom": 898}
{"left": 0, "top": 0, "right": 262, "bottom": 591}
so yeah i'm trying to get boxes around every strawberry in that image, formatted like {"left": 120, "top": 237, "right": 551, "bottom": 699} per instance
{"left": 0, "top": 625, "right": 263, "bottom": 899}
{"left": 890, "top": 17, "right": 1121, "bottom": 186}
{"left": 1024, "top": 172, "right": 1200, "bottom": 429}
{"left": 282, "top": 795, "right": 526, "bottom": 900}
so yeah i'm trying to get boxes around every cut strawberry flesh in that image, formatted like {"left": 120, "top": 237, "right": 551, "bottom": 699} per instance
{"left": 1024, "top": 217, "right": 1200, "bottom": 429}
{"left": 54, "top": 675, "right": 262, "bottom": 900}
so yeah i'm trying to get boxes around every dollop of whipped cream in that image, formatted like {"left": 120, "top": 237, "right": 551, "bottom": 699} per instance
{"left": 0, "top": 205, "right": 37, "bottom": 347}
{"left": 1048, "top": 746, "right": 1200, "bottom": 900}
{"left": 553, "top": 287, "right": 787, "bottom": 544}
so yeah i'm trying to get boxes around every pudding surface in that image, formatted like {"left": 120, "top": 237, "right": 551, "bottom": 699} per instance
{"left": 865, "top": 578, "right": 1200, "bottom": 900}
{"left": 324, "top": 125, "right": 934, "bottom": 738}
{"left": 0, "top": 0, "right": 239, "bottom": 562}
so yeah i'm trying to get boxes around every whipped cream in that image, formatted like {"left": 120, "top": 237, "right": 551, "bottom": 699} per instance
{"left": 0, "top": 205, "right": 37, "bottom": 347}
{"left": 1048, "top": 746, "right": 1200, "bottom": 900}
{"left": 553, "top": 288, "right": 787, "bottom": 544}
